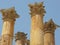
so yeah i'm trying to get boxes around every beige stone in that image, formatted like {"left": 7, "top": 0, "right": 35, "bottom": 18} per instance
{"left": 0, "top": 37, "right": 2, "bottom": 45}
{"left": 16, "top": 40, "right": 24, "bottom": 45}
{"left": 0, "top": 7, "right": 19, "bottom": 45}
{"left": 29, "top": 2, "right": 46, "bottom": 45}
{"left": 26, "top": 40, "right": 30, "bottom": 45}
{"left": 44, "top": 32, "right": 55, "bottom": 45}
{"left": 44, "top": 19, "right": 60, "bottom": 45}
{"left": 30, "top": 15, "right": 44, "bottom": 45}
{"left": 15, "top": 32, "right": 27, "bottom": 45}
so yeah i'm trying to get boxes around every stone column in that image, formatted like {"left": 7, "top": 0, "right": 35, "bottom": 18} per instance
{"left": 29, "top": 2, "right": 46, "bottom": 45}
{"left": 0, "top": 37, "right": 2, "bottom": 45}
{"left": 26, "top": 40, "right": 30, "bottom": 45}
{"left": 44, "top": 19, "right": 60, "bottom": 45}
{"left": 15, "top": 32, "right": 27, "bottom": 45}
{"left": 0, "top": 7, "right": 19, "bottom": 45}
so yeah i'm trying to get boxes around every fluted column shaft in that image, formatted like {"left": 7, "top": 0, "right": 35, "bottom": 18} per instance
{"left": 1, "top": 20, "right": 15, "bottom": 45}
{"left": 30, "top": 15, "right": 44, "bottom": 45}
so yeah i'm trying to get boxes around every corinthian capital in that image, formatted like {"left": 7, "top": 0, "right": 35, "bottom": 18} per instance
{"left": 0, "top": 7, "right": 19, "bottom": 21}
{"left": 44, "top": 19, "right": 59, "bottom": 33}
{"left": 29, "top": 2, "right": 46, "bottom": 16}
{"left": 15, "top": 32, "right": 27, "bottom": 41}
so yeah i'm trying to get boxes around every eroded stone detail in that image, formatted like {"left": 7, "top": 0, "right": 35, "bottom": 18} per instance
{"left": 29, "top": 2, "right": 46, "bottom": 17}
{"left": 1, "top": 34, "right": 13, "bottom": 45}
{"left": 15, "top": 32, "right": 27, "bottom": 45}
{"left": 0, "top": 7, "right": 19, "bottom": 21}
{"left": 44, "top": 19, "right": 60, "bottom": 45}
{"left": 44, "top": 19, "right": 57, "bottom": 33}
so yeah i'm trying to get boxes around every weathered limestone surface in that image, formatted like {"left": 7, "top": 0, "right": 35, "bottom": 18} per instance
{"left": 0, "top": 7, "right": 19, "bottom": 45}
{"left": 29, "top": 2, "right": 46, "bottom": 45}
{"left": 15, "top": 32, "right": 27, "bottom": 45}
{"left": 44, "top": 19, "right": 60, "bottom": 45}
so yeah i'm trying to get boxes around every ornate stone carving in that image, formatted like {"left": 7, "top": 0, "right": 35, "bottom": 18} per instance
{"left": 15, "top": 32, "right": 27, "bottom": 41}
{"left": 15, "top": 32, "right": 27, "bottom": 45}
{"left": 29, "top": 2, "right": 46, "bottom": 17}
{"left": 44, "top": 19, "right": 60, "bottom": 33}
{"left": 0, "top": 7, "right": 19, "bottom": 21}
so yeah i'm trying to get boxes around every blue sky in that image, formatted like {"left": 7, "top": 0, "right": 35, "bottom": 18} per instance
{"left": 0, "top": 0, "right": 60, "bottom": 45}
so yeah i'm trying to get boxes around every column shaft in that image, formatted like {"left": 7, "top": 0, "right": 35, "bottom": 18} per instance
{"left": 2, "top": 21, "right": 14, "bottom": 36}
{"left": 44, "top": 32, "right": 55, "bottom": 45}
{"left": 1, "top": 21, "right": 14, "bottom": 45}
{"left": 16, "top": 40, "right": 25, "bottom": 45}
{"left": 30, "top": 15, "right": 44, "bottom": 45}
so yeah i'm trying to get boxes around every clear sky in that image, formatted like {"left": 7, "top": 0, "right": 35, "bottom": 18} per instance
{"left": 0, "top": 0, "right": 60, "bottom": 45}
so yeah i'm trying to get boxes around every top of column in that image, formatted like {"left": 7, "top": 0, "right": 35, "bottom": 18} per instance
{"left": 15, "top": 32, "right": 27, "bottom": 41}
{"left": 0, "top": 7, "right": 19, "bottom": 21}
{"left": 29, "top": 2, "right": 46, "bottom": 17}
{"left": 44, "top": 19, "right": 60, "bottom": 33}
